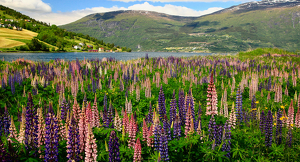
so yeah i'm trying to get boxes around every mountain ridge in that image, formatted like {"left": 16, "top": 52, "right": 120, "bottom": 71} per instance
{"left": 61, "top": 1, "right": 300, "bottom": 52}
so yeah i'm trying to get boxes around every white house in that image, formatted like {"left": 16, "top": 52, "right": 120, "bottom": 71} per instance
{"left": 79, "top": 43, "right": 85, "bottom": 46}
{"left": 74, "top": 45, "right": 82, "bottom": 50}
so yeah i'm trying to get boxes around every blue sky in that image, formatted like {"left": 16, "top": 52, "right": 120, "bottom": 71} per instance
{"left": 0, "top": 0, "right": 256, "bottom": 25}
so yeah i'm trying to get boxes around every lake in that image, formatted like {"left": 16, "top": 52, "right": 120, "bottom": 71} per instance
{"left": 0, "top": 52, "right": 216, "bottom": 62}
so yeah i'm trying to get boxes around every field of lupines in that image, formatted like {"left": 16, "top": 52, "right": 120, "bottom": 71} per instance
{"left": 1, "top": 50, "right": 300, "bottom": 161}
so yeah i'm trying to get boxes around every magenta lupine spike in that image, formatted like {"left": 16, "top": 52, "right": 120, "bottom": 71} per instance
{"left": 86, "top": 102, "right": 93, "bottom": 127}
{"left": 92, "top": 95, "right": 100, "bottom": 127}
{"left": 123, "top": 110, "right": 129, "bottom": 133}
{"left": 133, "top": 138, "right": 142, "bottom": 162}
{"left": 79, "top": 105, "right": 87, "bottom": 153}
{"left": 128, "top": 114, "right": 136, "bottom": 148}
{"left": 295, "top": 107, "right": 300, "bottom": 128}
{"left": 85, "top": 124, "right": 98, "bottom": 162}
{"left": 147, "top": 125, "right": 153, "bottom": 147}
{"left": 287, "top": 99, "right": 294, "bottom": 128}
{"left": 206, "top": 72, "right": 218, "bottom": 116}
{"left": 142, "top": 119, "right": 148, "bottom": 141}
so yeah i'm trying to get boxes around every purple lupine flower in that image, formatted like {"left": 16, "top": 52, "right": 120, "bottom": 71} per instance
{"left": 265, "top": 110, "right": 273, "bottom": 147}
{"left": 108, "top": 102, "right": 114, "bottom": 128}
{"left": 173, "top": 115, "right": 181, "bottom": 140}
{"left": 154, "top": 124, "right": 162, "bottom": 151}
{"left": 260, "top": 110, "right": 266, "bottom": 134}
{"left": 66, "top": 117, "right": 80, "bottom": 162}
{"left": 45, "top": 104, "right": 59, "bottom": 161}
{"left": 163, "top": 115, "right": 171, "bottom": 141}
{"left": 92, "top": 78, "right": 96, "bottom": 93}
{"left": 109, "top": 131, "right": 120, "bottom": 162}
{"left": 276, "top": 109, "right": 282, "bottom": 145}
{"left": 169, "top": 90, "right": 177, "bottom": 125}
{"left": 1, "top": 77, "right": 5, "bottom": 89}
{"left": 10, "top": 75, "right": 15, "bottom": 95}
{"left": 158, "top": 85, "right": 166, "bottom": 121}
{"left": 195, "top": 104, "right": 202, "bottom": 131}
{"left": 286, "top": 127, "right": 292, "bottom": 147}
{"left": 235, "top": 86, "right": 243, "bottom": 125}
{"left": 25, "top": 93, "right": 38, "bottom": 156}
{"left": 159, "top": 128, "right": 169, "bottom": 162}
{"left": 208, "top": 115, "right": 216, "bottom": 142}
{"left": 0, "top": 106, "right": 10, "bottom": 137}
{"left": 222, "top": 122, "right": 231, "bottom": 158}
{"left": 186, "top": 89, "right": 195, "bottom": 128}
{"left": 61, "top": 98, "right": 67, "bottom": 121}
{"left": 146, "top": 102, "right": 153, "bottom": 124}
{"left": 178, "top": 89, "right": 185, "bottom": 126}
{"left": 216, "top": 125, "right": 223, "bottom": 146}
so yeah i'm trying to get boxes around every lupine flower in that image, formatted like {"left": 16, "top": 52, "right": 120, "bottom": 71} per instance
{"left": 235, "top": 86, "right": 243, "bottom": 125}
{"left": 173, "top": 114, "right": 181, "bottom": 140}
{"left": 133, "top": 138, "right": 142, "bottom": 162}
{"left": 216, "top": 124, "right": 223, "bottom": 146}
{"left": 147, "top": 125, "right": 153, "bottom": 147}
{"left": 206, "top": 72, "right": 218, "bottom": 116}
{"left": 109, "top": 131, "right": 120, "bottom": 162}
{"left": 184, "top": 105, "right": 192, "bottom": 137}
{"left": 208, "top": 115, "right": 216, "bottom": 142}
{"left": 66, "top": 117, "right": 80, "bottom": 162}
{"left": 92, "top": 95, "right": 100, "bottom": 127}
{"left": 72, "top": 98, "right": 81, "bottom": 122}
{"left": 287, "top": 99, "right": 294, "bottom": 128}
{"left": 222, "top": 122, "right": 231, "bottom": 158}
{"left": 276, "top": 109, "right": 283, "bottom": 145}
{"left": 128, "top": 114, "right": 137, "bottom": 148}
{"left": 86, "top": 102, "right": 93, "bottom": 127}
{"left": 122, "top": 109, "right": 129, "bottom": 133}
{"left": 79, "top": 105, "right": 87, "bottom": 153}
{"left": 154, "top": 123, "right": 161, "bottom": 151}
{"left": 142, "top": 119, "right": 148, "bottom": 141}
{"left": 45, "top": 105, "right": 59, "bottom": 162}
{"left": 61, "top": 96, "right": 67, "bottom": 121}
{"left": 114, "top": 109, "right": 122, "bottom": 132}
{"left": 8, "top": 115, "right": 17, "bottom": 143}
{"left": 159, "top": 128, "right": 169, "bottom": 162}
{"left": 251, "top": 95, "right": 257, "bottom": 123}
{"left": 169, "top": 90, "right": 177, "bottom": 125}
{"left": 286, "top": 127, "right": 292, "bottom": 147}
{"left": 1, "top": 105, "right": 10, "bottom": 137}
{"left": 229, "top": 102, "right": 236, "bottom": 129}
{"left": 25, "top": 93, "right": 38, "bottom": 155}
{"left": 18, "top": 111, "right": 26, "bottom": 144}
{"left": 178, "top": 89, "right": 185, "bottom": 126}
{"left": 260, "top": 110, "right": 266, "bottom": 134}
{"left": 265, "top": 110, "right": 273, "bottom": 147}
{"left": 146, "top": 102, "right": 153, "bottom": 124}
{"left": 158, "top": 85, "right": 166, "bottom": 121}
{"left": 85, "top": 124, "right": 98, "bottom": 162}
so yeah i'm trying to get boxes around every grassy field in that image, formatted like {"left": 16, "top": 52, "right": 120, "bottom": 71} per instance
{"left": 0, "top": 28, "right": 37, "bottom": 48}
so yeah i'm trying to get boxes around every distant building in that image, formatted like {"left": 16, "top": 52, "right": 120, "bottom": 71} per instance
{"left": 99, "top": 47, "right": 105, "bottom": 52}
{"left": 88, "top": 49, "right": 98, "bottom": 52}
{"left": 73, "top": 45, "right": 82, "bottom": 50}
{"left": 87, "top": 45, "right": 93, "bottom": 49}
{"left": 79, "top": 43, "right": 85, "bottom": 46}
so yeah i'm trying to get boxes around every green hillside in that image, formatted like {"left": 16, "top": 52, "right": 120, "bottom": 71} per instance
{"left": 0, "top": 5, "right": 130, "bottom": 52}
{"left": 61, "top": 5, "right": 300, "bottom": 52}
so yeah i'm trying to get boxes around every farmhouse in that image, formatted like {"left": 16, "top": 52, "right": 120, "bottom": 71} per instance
{"left": 73, "top": 45, "right": 81, "bottom": 50}
{"left": 79, "top": 43, "right": 85, "bottom": 46}
{"left": 87, "top": 45, "right": 93, "bottom": 49}
{"left": 99, "top": 47, "right": 105, "bottom": 52}
{"left": 88, "top": 49, "right": 98, "bottom": 52}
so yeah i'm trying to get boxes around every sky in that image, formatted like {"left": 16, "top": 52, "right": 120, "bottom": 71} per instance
{"left": 0, "top": 0, "right": 258, "bottom": 25}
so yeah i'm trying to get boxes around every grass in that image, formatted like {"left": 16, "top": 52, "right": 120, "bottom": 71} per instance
{"left": 0, "top": 28, "right": 37, "bottom": 48}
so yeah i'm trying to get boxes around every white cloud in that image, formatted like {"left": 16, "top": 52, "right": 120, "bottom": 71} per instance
{"left": 0, "top": 0, "right": 51, "bottom": 12}
{"left": 21, "top": 2, "right": 223, "bottom": 25}
{"left": 112, "top": 0, "right": 255, "bottom": 2}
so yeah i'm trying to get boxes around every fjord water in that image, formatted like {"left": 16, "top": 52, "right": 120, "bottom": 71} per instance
{"left": 0, "top": 52, "right": 213, "bottom": 62}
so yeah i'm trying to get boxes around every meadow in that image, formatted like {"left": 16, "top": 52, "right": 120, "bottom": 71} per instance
{"left": 0, "top": 48, "right": 300, "bottom": 161}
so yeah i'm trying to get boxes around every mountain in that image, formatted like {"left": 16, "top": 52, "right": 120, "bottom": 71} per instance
{"left": 61, "top": 1, "right": 300, "bottom": 52}
{"left": 0, "top": 5, "right": 129, "bottom": 52}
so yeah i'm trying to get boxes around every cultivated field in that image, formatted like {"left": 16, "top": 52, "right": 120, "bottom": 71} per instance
{"left": 0, "top": 28, "right": 37, "bottom": 48}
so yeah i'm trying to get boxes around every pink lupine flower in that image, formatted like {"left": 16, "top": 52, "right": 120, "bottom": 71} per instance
{"left": 147, "top": 124, "right": 153, "bottom": 147}
{"left": 72, "top": 98, "right": 81, "bottom": 122}
{"left": 133, "top": 138, "right": 142, "bottom": 162}
{"left": 142, "top": 119, "right": 147, "bottom": 141}
{"left": 123, "top": 110, "right": 129, "bottom": 133}
{"left": 85, "top": 124, "right": 98, "bottom": 162}
{"left": 206, "top": 72, "right": 218, "bottom": 116}
{"left": 128, "top": 114, "right": 136, "bottom": 148}
{"left": 86, "top": 102, "right": 93, "bottom": 127}
{"left": 79, "top": 105, "right": 87, "bottom": 153}
{"left": 287, "top": 99, "right": 294, "bottom": 128}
